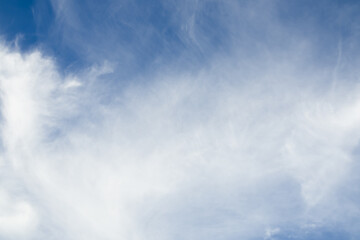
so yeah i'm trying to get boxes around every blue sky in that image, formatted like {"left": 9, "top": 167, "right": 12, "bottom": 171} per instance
{"left": 0, "top": 1, "right": 360, "bottom": 240}
{"left": 3, "top": 0, "right": 359, "bottom": 74}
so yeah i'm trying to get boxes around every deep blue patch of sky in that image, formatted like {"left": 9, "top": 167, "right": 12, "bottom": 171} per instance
{"left": 0, "top": 0, "right": 77, "bottom": 69}
{"left": 0, "top": 0, "right": 37, "bottom": 47}
{"left": 1, "top": 0, "right": 360, "bottom": 77}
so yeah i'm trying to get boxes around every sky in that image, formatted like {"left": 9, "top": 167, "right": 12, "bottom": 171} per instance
{"left": 0, "top": 0, "right": 360, "bottom": 239}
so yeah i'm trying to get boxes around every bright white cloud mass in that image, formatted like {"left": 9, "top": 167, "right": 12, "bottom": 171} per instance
{"left": 1, "top": 1, "right": 360, "bottom": 240}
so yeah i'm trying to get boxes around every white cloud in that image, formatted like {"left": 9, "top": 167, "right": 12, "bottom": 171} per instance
{"left": 0, "top": 37, "right": 360, "bottom": 240}
{"left": 0, "top": 189, "right": 38, "bottom": 238}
